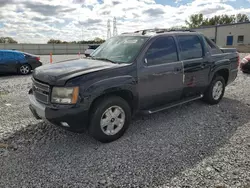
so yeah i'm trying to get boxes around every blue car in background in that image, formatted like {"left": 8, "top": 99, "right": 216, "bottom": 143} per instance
{"left": 0, "top": 50, "right": 42, "bottom": 75}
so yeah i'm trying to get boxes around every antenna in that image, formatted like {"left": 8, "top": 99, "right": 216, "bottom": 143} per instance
{"left": 107, "top": 19, "right": 111, "bottom": 39}
{"left": 113, "top": 17, "right": 118, "bottom": 36}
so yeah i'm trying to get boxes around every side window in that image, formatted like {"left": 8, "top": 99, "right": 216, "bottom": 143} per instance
{"left": 4, "top": 52, "right": 15, "bottom": 60}
{"left": 15, "top": 53, "right": 24, "bottom": 60}
{"left": 237, "top": 35, "right": 244, "bottom": 43}
{"left": 145, "top": 36, "right": 178, "bottom": 66}
{"left": 177, "top": 35, "right": 203, "bottom": 60}
{"left": 0, "top": 52, "right": 3, "bottom": 61}
{"left": 2, "top": 52, "right": 8, "bottom": 60}
{"left": 204, "top": 37, "right": 222, "bottom": 55}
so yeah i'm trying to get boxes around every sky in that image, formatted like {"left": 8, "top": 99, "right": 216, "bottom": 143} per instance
{"left": 0, "top": 0, "right": 250, "bottom": 43}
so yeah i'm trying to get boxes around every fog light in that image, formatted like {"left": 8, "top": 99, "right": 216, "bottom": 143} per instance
{"left": 61, "top": 122, "right": 69, "bottom": 127}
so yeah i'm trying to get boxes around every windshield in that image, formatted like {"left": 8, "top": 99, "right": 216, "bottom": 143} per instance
{"left": 91, "top": 36, "right": 149, "bottom": 63}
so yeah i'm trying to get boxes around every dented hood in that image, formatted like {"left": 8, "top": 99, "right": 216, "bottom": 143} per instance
{"left": 32, "top": 58, "right": 120, "bottom": 85}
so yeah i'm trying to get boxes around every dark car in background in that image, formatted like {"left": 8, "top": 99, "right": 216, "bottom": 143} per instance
{"left": 84, "top": 45, "right": 100, "bottom": 57}
{"left": 0, "top": 50, "right": 42, "bottom": 75}
{"left": 240, "top": 54, "right": 250, "bottom": 73}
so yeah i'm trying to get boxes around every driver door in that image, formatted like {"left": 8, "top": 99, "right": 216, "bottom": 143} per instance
{"left": 0, "top": 52, "right": 18, "bottom": 73}
{"left": 138, "top": 36, "right": 184, "bottom": 110}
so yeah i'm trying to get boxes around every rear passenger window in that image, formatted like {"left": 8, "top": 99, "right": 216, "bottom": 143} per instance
{"left": 3, "top": 52, "right": 15, "bottom": 60}
{"left": 0, "top": 52, "right": 3, "bottom": 60}
{"left": 177, "top": 35, "right": 203, "bottom": 60}
{"left": 145, "top": 36, "right": 178, "bottom": 66}
{"left": 15, "top": 53, "right": 24, "bottom": 60}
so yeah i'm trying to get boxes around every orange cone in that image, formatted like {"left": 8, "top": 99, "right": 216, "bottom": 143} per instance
{"left": 50, "top": 52, "right": 53, "bottom": 63}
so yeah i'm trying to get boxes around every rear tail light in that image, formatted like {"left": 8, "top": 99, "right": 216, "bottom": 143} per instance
{"left": 237, "top": 52, "right": 240, "bottom": 67}
{"left": 241, "top": 58, "right": 248, "bottom": 64}
{"left": 36, "top": 57, "right": 40, "bottom": 61}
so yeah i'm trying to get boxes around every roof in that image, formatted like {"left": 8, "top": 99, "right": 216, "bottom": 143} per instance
{"left": 0, "top": 49, "right": 22, "bottom": 53}
{"left": 193, "top": 21, "right": 250, "bottom": 29}
{"left": 121, "top": 29, "right": 199, "bottom": 37}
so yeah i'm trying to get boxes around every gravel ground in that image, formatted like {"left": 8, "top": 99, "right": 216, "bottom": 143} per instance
{"left": 0, "top": 54, "right": 249, "bottom": 188}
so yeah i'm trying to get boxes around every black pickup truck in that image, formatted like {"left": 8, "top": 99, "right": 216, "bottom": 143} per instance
{"left": 28, "top": 29, "right": 239, "bottom": 142}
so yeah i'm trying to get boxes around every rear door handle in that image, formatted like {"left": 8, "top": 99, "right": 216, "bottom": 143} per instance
{"left": 174, "top": 67, "right": 182, "bottom": 72}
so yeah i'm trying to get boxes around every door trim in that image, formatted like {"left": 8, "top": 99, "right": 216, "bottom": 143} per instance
{"left": 142, "top": 94, "right": 204, "bottom": 114}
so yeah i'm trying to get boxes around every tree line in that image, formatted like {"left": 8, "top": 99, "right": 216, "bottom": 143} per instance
{"left": 47, "top": 37, "right": 105, "bottom": 44}
{"left": 185, "top": 13, "right": 249, "bottom": 28}
{"left": 0, "top": 37, "right": 18, "bottom": 44}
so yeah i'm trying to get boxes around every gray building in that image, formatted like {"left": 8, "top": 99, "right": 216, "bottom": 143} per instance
{"left": 193, "top": 22, "right": 250, "bottom": 47}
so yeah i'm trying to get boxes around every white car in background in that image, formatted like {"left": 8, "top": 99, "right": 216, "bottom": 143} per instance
{"left": 84, "top": 45, "right": 100, "bottom": 57}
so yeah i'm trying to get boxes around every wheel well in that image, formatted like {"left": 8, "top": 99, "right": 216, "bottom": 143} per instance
{"left": 89, "top": 90, "right": 135, "bottom": 116}
{"left": 215, "top": 69, "right": 229, "bottom": 84}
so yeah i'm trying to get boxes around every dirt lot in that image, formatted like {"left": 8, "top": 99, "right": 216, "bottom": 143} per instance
{"left": 0, "top": 54, "right": 249, "bottom": 188}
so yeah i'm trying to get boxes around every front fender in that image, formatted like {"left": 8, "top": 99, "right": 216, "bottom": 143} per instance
{"left": 82, "top": 75, "right": 137, "bottom": 108}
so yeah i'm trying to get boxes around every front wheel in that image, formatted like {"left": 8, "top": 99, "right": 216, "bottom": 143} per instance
{"left": 89, "top": 96, "right": 131, "bottom": 143}
{"left": 19, "top": 64, "right": 31, "bottom": 75}
{"left": 203, "top": 76, "right": 225, "bottom": 105}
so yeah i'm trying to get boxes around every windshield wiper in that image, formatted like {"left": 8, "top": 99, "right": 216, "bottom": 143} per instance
{"left": 91, "top": 57, "right": 117, "bottom": 64}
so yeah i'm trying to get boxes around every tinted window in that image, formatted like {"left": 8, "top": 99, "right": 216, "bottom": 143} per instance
{"left": 0, "top": 52, "right": 3, "bottom": 61}
{"left": 15, "top": 53, "right": 25, "bottom": 60}
{"left": 2, "top": 52, "right": 15, "bottom": 60}
{"left": 23, "top": 52, "right": 35, "bottom": 58}
{"left": 145, "top": 36, "right": 178, "bottom": 66}
{"left": 177, "top": 35, "right": 203, "bottom": 60}
{"left": 238, "top": 35, "right": 244, "bottom": 43}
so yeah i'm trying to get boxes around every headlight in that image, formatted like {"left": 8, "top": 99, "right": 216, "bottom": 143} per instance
{"left": 51, "top": 87, "right": 79, "bottom": 104}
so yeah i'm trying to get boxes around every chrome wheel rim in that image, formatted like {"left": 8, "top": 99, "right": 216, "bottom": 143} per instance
{"left": 100, "top": 106, "right": 125, "bottom": 136}
{"left": 212, "top": 81, "right": 223, "bottom": 100}
{"left": 20, "top": 65, "right": 30, "bottom": 74}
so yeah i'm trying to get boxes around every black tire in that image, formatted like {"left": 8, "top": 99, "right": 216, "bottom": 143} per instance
{"left": 89, "top": 96, "right": 131, "bottom": 143}
{"left": 242, "top": 70, "right": 249, "bottom": 74}
{"left": 19, "top": 64, "right": 31, "bottom": 75}
{"left": 203, "top": 75, "right": 225, "bottom": 105}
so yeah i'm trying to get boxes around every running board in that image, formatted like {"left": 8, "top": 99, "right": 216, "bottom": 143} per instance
{"left": 143, "top": 94, "right": 203, "bottom": 114}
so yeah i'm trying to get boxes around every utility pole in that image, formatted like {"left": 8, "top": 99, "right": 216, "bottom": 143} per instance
{"left": 81, "top": 25, "right": 83, "bottom": 42}
{"left": 107, "top": 19, "right": 111, "bottom": 39}
{"left": 113, "top": 17, "right": 118, "bottom": 36}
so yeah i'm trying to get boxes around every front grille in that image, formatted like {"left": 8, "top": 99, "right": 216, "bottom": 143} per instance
{"left": 32, "top": 78, "right": 50, "bottom": 104}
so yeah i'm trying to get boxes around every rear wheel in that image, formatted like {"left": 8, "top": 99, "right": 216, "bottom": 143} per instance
{"left": 203, "top": 75, "right": 225, "bottom": 105}
{"left": 19, "top": 64, "right": 31, "bottom": 75}
{"left": 89, "top": 96, "right": 131, "bottom": 143}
